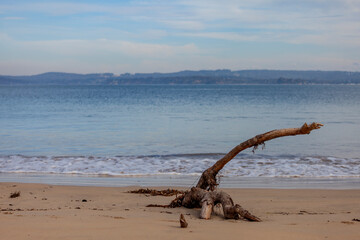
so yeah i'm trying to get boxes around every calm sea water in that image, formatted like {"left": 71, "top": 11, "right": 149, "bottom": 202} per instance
{"left": 0, "top": 85, "right": 359, "bottom": 178}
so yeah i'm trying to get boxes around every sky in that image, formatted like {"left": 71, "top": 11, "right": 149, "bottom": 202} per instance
{"left": 0, "top": 0, "right": 360, "bottom": 75}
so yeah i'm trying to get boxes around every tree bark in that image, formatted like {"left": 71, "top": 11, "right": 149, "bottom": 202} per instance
{"left": 196, "top": 122, "right": 323, "bottom": 190}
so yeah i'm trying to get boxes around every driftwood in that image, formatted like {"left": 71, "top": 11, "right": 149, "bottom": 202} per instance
{"left": 196, "top": 122, "right": 323, "bottom": 191}
{"left": 180, "top": 214, "right": 188, "bottom": 228}
{"left": 138, "top": 123, "right": 323, "bottom": 221}
{"left": 183, "top": 187, "right": 261, "bottom": 221}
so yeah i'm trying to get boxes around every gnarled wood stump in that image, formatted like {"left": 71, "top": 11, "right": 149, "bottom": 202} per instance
{"left": 182, "top": 187, "right": 261, "bottom": 221}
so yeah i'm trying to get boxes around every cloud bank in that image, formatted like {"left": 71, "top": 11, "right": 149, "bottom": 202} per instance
{"left": 0, "top": 0, "right": 359, "bottom": 74}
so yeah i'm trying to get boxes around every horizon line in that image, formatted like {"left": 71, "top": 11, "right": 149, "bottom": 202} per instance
{"left": 2, "top": 68, "right": 360, "bottom": 77}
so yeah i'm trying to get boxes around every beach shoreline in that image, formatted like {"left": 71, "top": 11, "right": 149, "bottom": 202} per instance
{"left": 1, "top": 173, "right": 360, "bottom": 189}
{"left": 1, "top": 182, "right": 359, "bottom": 240}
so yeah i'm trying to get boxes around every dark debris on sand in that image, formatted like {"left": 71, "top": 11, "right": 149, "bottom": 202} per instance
{"left": 9, "top": 191, "right": 21, "bottom": 198}
{"left": 128, "top": 188, "right": 186, "bottom": 197}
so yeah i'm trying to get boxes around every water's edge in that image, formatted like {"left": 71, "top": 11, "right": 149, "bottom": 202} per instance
{"left": 1, "top": 173, "right": 359, "bottom": 189}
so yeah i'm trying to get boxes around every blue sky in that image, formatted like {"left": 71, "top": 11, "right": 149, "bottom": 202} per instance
{"left": 0, "top": 0, "right": 359, "bottom": 75}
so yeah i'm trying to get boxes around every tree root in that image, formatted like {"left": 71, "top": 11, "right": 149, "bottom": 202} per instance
{"left": 140, "top": 188, "right": 260, "bottom": 221}
{"left": 146, "top": 192, "right": 187, "bottom": 208}
{"left": 182, "top": 187, "right": 261, "bottom": 221}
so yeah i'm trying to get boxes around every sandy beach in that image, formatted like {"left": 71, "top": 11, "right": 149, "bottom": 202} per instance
{"left": 0, "top": 182, "right": 359, "bottom": 240}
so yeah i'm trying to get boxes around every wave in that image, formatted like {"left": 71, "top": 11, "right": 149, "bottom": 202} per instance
{"left": 0, "top": 154, "right": 359, "bottom": 178}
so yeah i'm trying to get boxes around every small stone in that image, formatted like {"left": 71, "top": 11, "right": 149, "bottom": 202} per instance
{"left": 180, "top": 214, "right": 188, "bottom": 228}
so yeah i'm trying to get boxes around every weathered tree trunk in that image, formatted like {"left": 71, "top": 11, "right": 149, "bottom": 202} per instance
{"left": 196, "top": 122, "right": 323, "bottom": 191}
{"left": 182, "top": 187, "right": 261, "bottom": 221}
{"left": 145, "top": 122, "right": 323, "bottom": 222}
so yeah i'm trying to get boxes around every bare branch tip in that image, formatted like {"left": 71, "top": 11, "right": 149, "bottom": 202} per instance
{"left": 311, "top": 122, "right": 324, "bottom": 129}
{"left": 303, "top": 122, "right": 323, "bottom": 131}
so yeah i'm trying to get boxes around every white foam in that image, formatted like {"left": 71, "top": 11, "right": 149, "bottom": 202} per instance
{"left": 0, "top": 154, "right": 359, "bottom": 178}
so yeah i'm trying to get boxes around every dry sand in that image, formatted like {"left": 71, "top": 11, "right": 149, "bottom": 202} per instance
{"left": 1, "top": 182, "right": 359, "bottom": 240}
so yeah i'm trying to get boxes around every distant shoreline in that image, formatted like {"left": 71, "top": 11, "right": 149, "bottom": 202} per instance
{"left": 1, "top": 83, "right": 360, "bottom": 87}
{"left": 1, "top": 83, "right": 360, "bottom": 86}
{"left": 1, "top": 69, "right": 360, "bottom": 85}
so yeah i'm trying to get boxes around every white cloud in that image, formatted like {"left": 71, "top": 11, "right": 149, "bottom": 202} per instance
{"left": 1, "top": 0, "right": 359, "bottom": 74}
{"left": 16, "top": 39, "right": 198, "bottom": 58}
{"left": 0, "top": 37, "right": 201, "bottom": 74}
{"left": 2, "top": 1, "right": 359, "bottom": 46}
{"left": 0, "top": 1, "right": 177, "bottom": 16}
{"left": 180, "top": 32, "right": 259, "bottom": 42}
{"left": 3, "top": 16, "right": 25, "bottom": 20}
{"left": 0, "top": 32, "right": 11, "bottom": 41}
{"left": 0, "top": 2, "right": 110, "bottom": 15}
{"left": 160, "top": 20, "right": 204, "bottom": 30}
{"left": 174, "top": 0, "right": 360, "bottom": 47}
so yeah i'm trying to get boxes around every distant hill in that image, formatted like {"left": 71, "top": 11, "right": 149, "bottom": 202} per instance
{"left": 1, "top": 70, "right": 360, "bottom": 85}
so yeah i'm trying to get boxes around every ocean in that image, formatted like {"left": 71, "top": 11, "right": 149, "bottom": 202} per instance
{"left": 0, "top": 85, "right": 359, "bottom": 188}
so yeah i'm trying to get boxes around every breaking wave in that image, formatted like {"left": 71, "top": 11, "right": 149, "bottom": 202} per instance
{"left": 1, "top": 153, "right": 359, "bottom": 178}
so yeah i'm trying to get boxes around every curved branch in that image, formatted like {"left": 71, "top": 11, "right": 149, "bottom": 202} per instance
{"left": 196, "top": 122, "right": 323, "bottom": 190}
